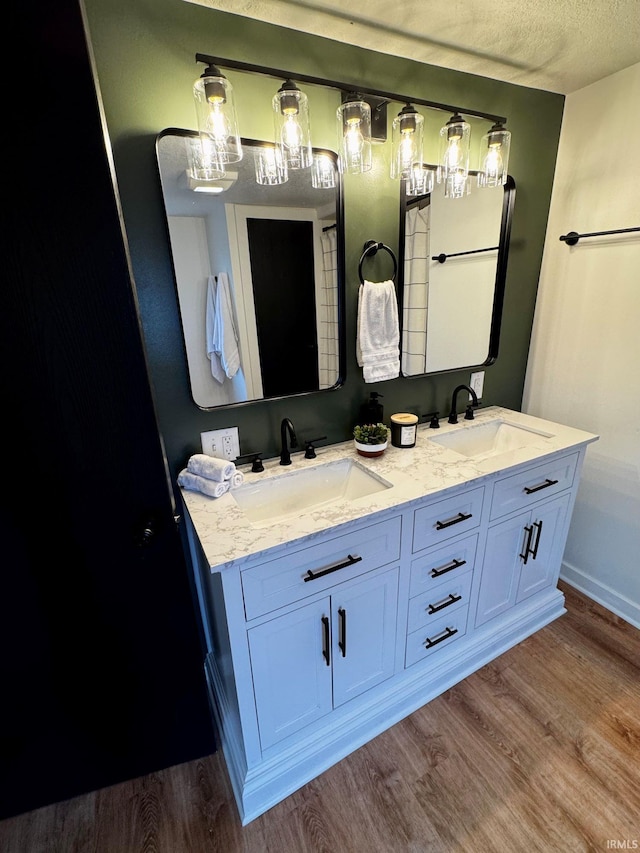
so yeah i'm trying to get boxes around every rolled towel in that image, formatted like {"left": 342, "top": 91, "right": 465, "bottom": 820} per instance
{"left": 187, "top": 453, "right": 235, "bottom": 482}
{"left": 178, "top": 469, "right": 230, "bottom": 498}
{"left": 229, "top": 470, "right": 245, "bottom": 489}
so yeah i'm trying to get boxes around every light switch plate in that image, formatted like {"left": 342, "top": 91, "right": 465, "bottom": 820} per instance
{"left": 470, "top": 371, "right": 485, "bottom": 400}
{"left": 201, "top": 427, "right": 240, "bottom": 461}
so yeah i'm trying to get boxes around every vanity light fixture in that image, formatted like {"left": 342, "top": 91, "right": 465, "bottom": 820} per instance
{"left": 337, "top": 93, "right": 372, "bottom": 174}
{"left": 477, "top": 121, "right": 511, "bottom": 187}
{"left": 185, "top": 135, "right": 226, "bottom": 182}
{"left": 254, "top": 145, "right": 288, "bottom": 185}
{"left": 311, "top": 153, "right": 336, "bottom": 189}
{"left": 187, "top": 171, "right": 238, "bottom": 193}
{"left": 273, "top": 79, "right": 313, "bottom": 170}
{"left": 406, "top": 163, "right": 436, "bottom": 196}
{"left": 193, "top": 63, "right": 243, "bottom": 164}
{"left": 438, "top": 113, "right": 471, "bottom": 197}
{"left": 391, "top": 104, "right": 424, "bottom": 180}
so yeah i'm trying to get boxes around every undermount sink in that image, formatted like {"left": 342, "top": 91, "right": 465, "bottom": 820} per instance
{"left": 231, "top": 458, "right": 393, "bottom": 526}
{"left": 428, "top": 419, "right": 553, "bottom": 458}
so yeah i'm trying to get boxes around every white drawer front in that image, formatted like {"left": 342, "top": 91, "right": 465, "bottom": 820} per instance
{"left": 412, "top": 487, "right": 484, "bottom": 553}
{"left": 490, "top": 452, "right": 578, "bottom": 520}
{"left": 409, "top": 534, "right": 478, "bottom": 599}
{"left": 407, "top": 571, "right": 473, "bottom": 634}
{"left": 405, "top": 608, "right": 469, "bottom": 668}
{"left": 242, "top": 516, "right": 402, "bottom": 620}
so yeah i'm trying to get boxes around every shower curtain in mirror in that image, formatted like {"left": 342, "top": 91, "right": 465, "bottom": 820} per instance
{"left": 401, "top": 201, "right": 430, "bottom": 376}
{"left": 319, "top": 227, "right": 339, "bottom": 389}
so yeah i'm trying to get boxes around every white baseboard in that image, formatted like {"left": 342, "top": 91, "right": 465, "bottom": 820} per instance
{"left": 560, "top": 561, "right": 640, "bottom": 629}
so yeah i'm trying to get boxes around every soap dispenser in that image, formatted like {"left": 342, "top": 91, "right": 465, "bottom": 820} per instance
{"left": 359, "top": 392, "right": 384, "bottom": 425}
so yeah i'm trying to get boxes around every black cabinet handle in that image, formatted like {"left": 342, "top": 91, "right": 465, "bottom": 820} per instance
{"left": 424, "top": 626, "right": 458, "bottom": 649}
{"left": 435, "top": 511, "right": 472, "bottom": 530}
{"left": 531, "top": 520, "right": 543, "bottom": 559}
{"left": 338, "top": 607, "right": 346, "bottom": 657}
{"left": 523, "top": 478, "right": 558, "bottom": 495}
{"left": 430, "top": 558, "right": 467, "bottom": 578}
{"left": 321, "top": 616, "right": 330, "bottom": 666}
{"left": 427, "top": 593, "right": 462, "bottom": 615}
{"left": 520, "top": 524, "right": 534, "bottom": 564}
{"left": 304, "top": 554, "right": 362, "bottom": 582}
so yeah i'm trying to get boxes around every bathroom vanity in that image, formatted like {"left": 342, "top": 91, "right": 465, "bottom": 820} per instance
{"left": 180, "top": 406, "right": 598, "bottom": 824}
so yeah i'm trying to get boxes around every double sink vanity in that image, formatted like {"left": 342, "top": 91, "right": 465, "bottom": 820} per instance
{"left": 180, "top": 406, "right": 598, "bottom": 824}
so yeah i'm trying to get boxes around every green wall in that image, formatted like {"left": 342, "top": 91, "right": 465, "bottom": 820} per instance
{"left": 82, "top": 0, "right": 564, "bottom": 478}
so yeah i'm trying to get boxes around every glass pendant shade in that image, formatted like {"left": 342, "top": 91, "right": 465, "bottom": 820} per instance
{"left": 185, "top": 136, "right": 226, "bottom": 181}
{"left": 406, "top": 163, "right": 436, "bottom": 196}
{"left": 438, "top": 113, "right": 471, "bottom": 192}
{"left": 477, "top": 122, "right": 511, "bottom": 187}
{"left": 337, "top": 96, "right": 372, "bottom": 174}
{"left": 273, "top": 80, "right": 313, "bottom": 170}
{"left": 193, "top": 65, "right": 242, "bottom": 164}
{"left": 391, "top": 104, "right": 424, "bottom": 180}
{"left": 311, "top": 153, "right": 336, "bottom": 189}
{"left": 254, "top": 145, "right": 288, "bottom": 185}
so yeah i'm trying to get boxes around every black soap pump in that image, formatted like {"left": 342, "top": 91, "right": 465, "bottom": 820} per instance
{"left": 360, "top": 392, "right": 384, "bottom": 425}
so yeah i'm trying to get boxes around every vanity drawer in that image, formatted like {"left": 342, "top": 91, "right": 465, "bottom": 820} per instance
{"left": 490, "top": 452, "right": 579, "bottom": 520}
{"left": 405, "top": 608, "right": 468, "bottom": 668}
{"left": 242, "top": 516, "right": 402, "bottom": 620}
{"left": 412, "top": 487, "right": 484, "bottom": 553}
{"left": 407, "top": 571, "right": 473, "bottom": 634}
{"left": 409, "top": 534, "right": 478, "bottom": 598}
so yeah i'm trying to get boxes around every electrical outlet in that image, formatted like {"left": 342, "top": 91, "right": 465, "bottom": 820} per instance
{"left": 200, "top": 427, "right": 240, "bottom": 461}
{"left": 470, "top": 371, "right": 485, "bottom": 401}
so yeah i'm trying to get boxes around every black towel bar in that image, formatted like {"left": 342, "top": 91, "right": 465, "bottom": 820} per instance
{"left": 358, "top": 240, "right": 398, "bottom": 284}
{"left": 559, "top": 226, "right": 640, "bottom": 246}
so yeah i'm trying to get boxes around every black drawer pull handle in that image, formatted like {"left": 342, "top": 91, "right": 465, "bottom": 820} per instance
{"left": 523, "top": 478, "right": 558, "bottom": 495}
{"left": 424, "top": 626, "right": 458, "bottom": 649}
{"left": 321, "top": 616, "right": 330, "bottom": 666}
{"left": 430, "top": 558, "right": 466, "bottom": 578}
{"left": 338, "top": 607, "right": 347, "bottom": 657}
{"left": 520, "top": 524, "right": 533, "bottom": 564}
{"left": 304, "top": 553, "right": 362, "bottom": 582}
{"left": 427, "top": 593, "right": 462, "bottom": 615}
{"left": 435, "top": 511, "right": 472, "bottom": 530}
{"left": 531, "top": 520, "right": 543, "bottom": 559}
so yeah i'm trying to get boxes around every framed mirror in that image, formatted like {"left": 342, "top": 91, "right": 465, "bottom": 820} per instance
{"left": 398, "top": 175, "right": 515, "bottom": 376}
{"left": 156, "top": 129, "right": 345, "bottom": 409}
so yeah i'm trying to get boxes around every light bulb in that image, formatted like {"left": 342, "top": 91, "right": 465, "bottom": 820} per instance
{"left": 345, "top": 120, "right": 364, "bottom": 167}
{"left": 337, "top": 96, "right": 372, "bottom": 174}
{"left": 481, "top": 145, "right": 503, "bottom": 186}
{"left": 206, "top": 102, "right": 231, "bottom": 144}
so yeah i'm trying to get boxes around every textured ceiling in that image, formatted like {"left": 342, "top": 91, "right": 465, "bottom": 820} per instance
{"left": 187, "top": 0, "right": 640, "bottom": 94}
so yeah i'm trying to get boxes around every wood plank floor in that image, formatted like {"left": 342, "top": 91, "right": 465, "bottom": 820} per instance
{"left": 2, "top": 582, "right": 638, "bottom": 853}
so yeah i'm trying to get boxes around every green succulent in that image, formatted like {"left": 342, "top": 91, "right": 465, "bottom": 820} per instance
{"left": 353, "top": 423, "right": 389, "bottom": 445}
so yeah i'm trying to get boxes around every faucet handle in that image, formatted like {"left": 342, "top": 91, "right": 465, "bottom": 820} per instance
{"left": 304, "top": 436, "right": 327, "bottom": 459}
{"left": 236, "top": 452, "right": 264, "bottom": 473}
{"left": 422, "top": 411, "right": 440, "bottom": 429}
{"left": 465, "top": 405, "right": 476, "bottom": 420}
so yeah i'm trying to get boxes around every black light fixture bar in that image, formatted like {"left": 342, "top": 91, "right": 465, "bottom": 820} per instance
{"left": 432, "top": 246, "right": 499, "bottom": 264}
{"left": 559, "top": 226, "right": 640, "bottom": 246}
{"left": 195, "top": 53, "right": 507, "bottom": 125}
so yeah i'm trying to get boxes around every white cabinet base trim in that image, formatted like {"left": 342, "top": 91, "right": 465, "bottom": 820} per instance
{"left": 206, "top": 588, "right": 565, "bottom": 825}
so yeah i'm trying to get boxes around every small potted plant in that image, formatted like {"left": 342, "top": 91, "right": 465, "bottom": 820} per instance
{"left": 353, "top": 423, "right": 389, "bottom": 458}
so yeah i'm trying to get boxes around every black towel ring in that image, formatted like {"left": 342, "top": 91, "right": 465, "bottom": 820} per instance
{"left": 358, "top": 240, "right": 398, "bottom": 284}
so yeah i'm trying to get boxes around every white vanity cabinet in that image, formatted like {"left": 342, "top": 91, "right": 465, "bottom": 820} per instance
{"left": 181, "top": 407, "right": 597, "bottom": 825}
{"left": 475, "top": 452, "right": 579, "bottom": 628}
{"left": 248, "top": 564, "right": 399, "bottom": 750}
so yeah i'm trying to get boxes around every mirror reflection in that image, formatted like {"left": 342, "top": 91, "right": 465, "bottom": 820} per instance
{"left": 156, "top": 130, "right": 344, "bottom": 409}
{"left": 399, "top": 175, "right": 515, "bottom": 375}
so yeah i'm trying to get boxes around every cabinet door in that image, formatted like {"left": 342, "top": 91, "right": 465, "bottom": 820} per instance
{"left": 475, "top": 512, "right": 529, "bottom": 628}
{"left": 248, "top": 598, "right": 332, "bottom": 750}
{"left": 516, "top": 494, "right": 570, "bottom": 602}
{"left": 331, "top": 567, "right": 399, "bottom": 708}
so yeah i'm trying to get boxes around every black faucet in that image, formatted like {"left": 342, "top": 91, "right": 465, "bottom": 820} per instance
{"left": 448, "top": 384, "right": 479, "bottom": 424}
{"left": 279, "top": 418, "right": 297, "bottom": 465}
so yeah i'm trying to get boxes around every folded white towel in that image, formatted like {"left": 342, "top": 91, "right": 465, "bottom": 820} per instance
{"left": 178, "top": 469, "right": 230, "bottom": 498}
{"left": 187, "top": 453, "right": 235, "bottom": 482}
{"left": 356, "top": 280, "right": 400, "bottom": 383}
{"left": 229, "top": 470, "right": 245, "bottom": 489}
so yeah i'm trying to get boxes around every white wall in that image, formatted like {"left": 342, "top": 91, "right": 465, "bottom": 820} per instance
{"left": 523, "top": 63, "right": 640, "bottom": 627}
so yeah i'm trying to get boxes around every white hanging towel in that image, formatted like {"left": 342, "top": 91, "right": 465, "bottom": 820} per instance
{"left": 356, "top": 279, "right": 400, "bottom": 383}
{"left": 205, "top": 273, "right": 241, "bottom": 383}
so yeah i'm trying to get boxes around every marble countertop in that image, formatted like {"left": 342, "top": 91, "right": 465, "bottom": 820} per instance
{"left": 180, "top": 406, "right": 598, "bottom": 573}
